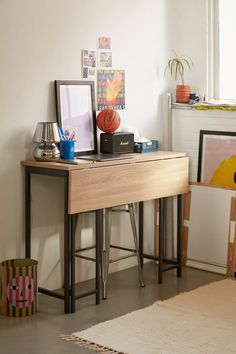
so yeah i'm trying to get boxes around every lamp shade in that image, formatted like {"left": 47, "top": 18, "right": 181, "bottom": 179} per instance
{"left": 33, "top": 122, "right": 61, "bottom": 143}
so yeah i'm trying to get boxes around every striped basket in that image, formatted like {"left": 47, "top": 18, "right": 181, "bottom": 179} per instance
{"left": 0, "top": 259, "right": 38, "bottom": 317}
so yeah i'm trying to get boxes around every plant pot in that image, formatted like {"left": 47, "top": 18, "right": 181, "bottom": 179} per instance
{"left": 176, "top": 85, "right": 190, "bottom": 104}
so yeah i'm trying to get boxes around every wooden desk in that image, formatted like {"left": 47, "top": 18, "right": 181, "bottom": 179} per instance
{"left": 22, "top": 151, "right": 189, "bottom": 313}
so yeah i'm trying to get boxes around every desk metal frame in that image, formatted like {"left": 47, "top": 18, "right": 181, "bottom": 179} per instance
{"left": 139, "top": 197, "right": 183, "bottom": 284}
{"left": 23, "top": 152, "right": 188, "bottom": 314}
{"left": 25, "top": 166, "right": 101, "bottom": 314}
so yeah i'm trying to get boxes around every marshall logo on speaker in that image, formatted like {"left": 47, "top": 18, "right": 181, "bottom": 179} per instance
{"left": 120, "top": 141, "right": 130, "bottom": 146}
{"left": 100, "top": 132, "right": 134, "bottom": 154}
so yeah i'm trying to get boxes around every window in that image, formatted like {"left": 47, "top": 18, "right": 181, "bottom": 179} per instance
{"left": 208, "top": 0, "right": 236, "bottom": 100}
{"left": 219, "top": 0, "right": 236, "bottom": 99}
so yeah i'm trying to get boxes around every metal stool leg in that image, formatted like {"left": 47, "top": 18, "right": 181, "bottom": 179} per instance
{"left": 177, "top": 195, "right": 183, "bottom": 278}
{"left": 128, "top": 203, "right": 145, "bottom": 287}
{"left": 95, "top": 210, "right": 102, "bottom": 305}
{"left": 101, "top": 208, "right": 112, "bottom": 299}
{"left": 158, "top": 198, "right": 165, "bottom": 284}
{"left": 70, "top": 214, "right": 78, "bottom": 313}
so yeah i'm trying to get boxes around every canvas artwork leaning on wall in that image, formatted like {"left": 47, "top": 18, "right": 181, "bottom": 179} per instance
{"left": 182, "top": 184, "right": 236, "bottom": 277}
{"left": 197, "top": 130, "right": 236, "bottom": 188}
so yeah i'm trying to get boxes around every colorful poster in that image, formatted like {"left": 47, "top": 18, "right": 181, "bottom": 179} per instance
{"left": 97, "top": 69, "right": 125, "bottom": 110}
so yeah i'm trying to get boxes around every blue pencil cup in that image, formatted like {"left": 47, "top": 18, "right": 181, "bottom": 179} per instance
{"left": 61, "top": 140, "right": 75, "bottom": 160}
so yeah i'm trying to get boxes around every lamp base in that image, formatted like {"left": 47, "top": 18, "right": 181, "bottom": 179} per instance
{"left": 33, "top": 143, "right": 60, "bottom": 161}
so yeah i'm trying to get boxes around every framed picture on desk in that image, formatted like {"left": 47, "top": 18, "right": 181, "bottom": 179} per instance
{"left": 55, "top": 80, "right": 98, "bottom": 156}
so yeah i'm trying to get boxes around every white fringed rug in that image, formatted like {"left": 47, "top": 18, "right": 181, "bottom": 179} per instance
{"left": 62, "top": 279, "right": 236, "bottom": 354}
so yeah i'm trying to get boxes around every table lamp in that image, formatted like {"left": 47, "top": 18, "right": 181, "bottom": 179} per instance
{"left": 32, "top": 122, "right": 61, "bottom": 161}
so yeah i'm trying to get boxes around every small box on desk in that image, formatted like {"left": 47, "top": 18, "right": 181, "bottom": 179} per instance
{"left": 134, "top": 140, "right": 159, "bottom": 153}
{"left": 100, "top": 132, "right": 134, "bottom": 154}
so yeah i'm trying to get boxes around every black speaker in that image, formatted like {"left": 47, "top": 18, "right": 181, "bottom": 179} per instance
{"left": 100, "top": 132, "right": 134, "bottom": 154}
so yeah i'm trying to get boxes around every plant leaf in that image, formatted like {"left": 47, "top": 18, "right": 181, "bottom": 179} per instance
{"left": 175, "top": 59, "right": 178, "bottom": 80}
{"left": 165, "top": 53, "right": 193, "bottom": 83}
{"left": 182, "top": 58, "right": 192, "bottom": 70}
{"left": 178, "top": 61, "right": 184, "bottom": 84}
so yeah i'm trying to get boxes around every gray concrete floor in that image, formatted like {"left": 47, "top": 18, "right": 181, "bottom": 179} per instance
{"left": 0, "top": 264, "right": 224, "bottom": 354}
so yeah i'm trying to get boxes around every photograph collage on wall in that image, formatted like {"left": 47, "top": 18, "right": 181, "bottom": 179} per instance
{"left": 81, "top": 36, "right": 125, "bottom": 110}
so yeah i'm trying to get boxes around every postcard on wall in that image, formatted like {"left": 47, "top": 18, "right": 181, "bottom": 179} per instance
{"left": 82, "top": 67, "right": 96, "bottom": 79}
{"left": 98, "top": 36, "right": 111, "bottom": 50}
{"left": 88, "top": 67, "right": 96, "bottom": 77}
{"left": 99, "top": 52, "right": 112, "bottom": 67}
{"left": 81, "top": 49, "right": 97, "bottom": 67}
{"left": 82, "top": 67, "right": 89, "bottom": 79}
{"left": 97, "top": 69, "right": 125, "bottom": 111}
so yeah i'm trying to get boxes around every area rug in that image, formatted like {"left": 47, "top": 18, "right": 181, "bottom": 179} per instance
{"left": 62, "top": 279, "right": 236, "bottom": 354}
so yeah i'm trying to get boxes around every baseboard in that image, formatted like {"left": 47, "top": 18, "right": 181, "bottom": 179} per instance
{"left": 186, "top": 259, "right": 227, "bottom": 275}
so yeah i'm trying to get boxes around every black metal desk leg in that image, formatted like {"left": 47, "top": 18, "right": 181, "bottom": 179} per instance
{"left": 177, "top": 194, "right": 183, "bottom": 278}
{"left": 70, "top": 214, "right": 78, "bottom": 313}
{"left": 25, "top": 167, "right": 31, "bottom": 258}
{"left": 64, "top": 174, "right": 71, "bottom": 314}
{"left": 138, "top": 202, "right": 144, "bottom": 268}
{"left": 158, "top": 198, "right": 165, "bottom": 284}
{"left": 95, "top": 210, "right": 102, "bottom": 305}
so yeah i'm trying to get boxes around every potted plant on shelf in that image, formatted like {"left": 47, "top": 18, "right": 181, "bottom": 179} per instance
{"left": 165, "top": 53, "right": 193, "bottom": 104}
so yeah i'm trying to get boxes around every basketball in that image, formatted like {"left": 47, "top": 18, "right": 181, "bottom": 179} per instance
{"left": 96, "top": 109, "right": 121, "bottom": 133}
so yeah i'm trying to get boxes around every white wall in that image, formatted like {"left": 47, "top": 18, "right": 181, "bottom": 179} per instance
{"left": 164, "top": 0, "right": 208, "bottom": 100}
{"left": 0, "top": 0, "right": 211, "bottom": 290}
{"left": 0, "top": 0, "right": 170, "bottom": 289}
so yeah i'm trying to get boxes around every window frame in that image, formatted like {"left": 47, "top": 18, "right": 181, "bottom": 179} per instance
{"left": 207, "top": 0, "right": 219, "bottom": 100}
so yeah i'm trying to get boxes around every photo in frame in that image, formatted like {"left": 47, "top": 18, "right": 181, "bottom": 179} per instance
{"left": 197, "top": 130, "right": 236, "bottom": 187}
{"left": 55, "top": 80, "right": 97, "bottom": 156}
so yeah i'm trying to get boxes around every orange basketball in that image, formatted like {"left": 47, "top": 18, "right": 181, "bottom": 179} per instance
{"left": 96, "top": 109, "right": 121, "bottom": 133}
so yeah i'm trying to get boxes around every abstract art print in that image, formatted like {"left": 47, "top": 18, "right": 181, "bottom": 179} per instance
{"left": 197, "top": 130, "right": 236, "bottom": 187}
{"left": 97, "top": 69, "right": 125, "bottom": 111}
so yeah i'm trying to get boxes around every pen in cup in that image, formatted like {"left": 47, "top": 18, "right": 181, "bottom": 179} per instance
{"left": 64, "top": 129, "right": 70, "bottom": 140}
{"left": 59, "top": 127, "right": 66, "bottom": 140}
{"left": 69, "top": 130, "right": 76, "bottom": 140}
